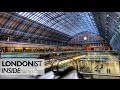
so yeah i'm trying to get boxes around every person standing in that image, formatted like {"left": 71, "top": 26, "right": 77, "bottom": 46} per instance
{"left": 98, "top": 68, "right": 100, "bottom": 74}
{"left": 109, "top": 68, "right": 111, "bottom": 74}
{"left": 107, "top": 68, "right": 108, "bottom": 74}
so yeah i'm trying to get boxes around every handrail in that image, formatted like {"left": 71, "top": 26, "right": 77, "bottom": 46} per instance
{"left": 50, "top": 56, "right": 77, "bottom": 76}
{"left": 79, "top": 71, "right": 120, "bottom": 77}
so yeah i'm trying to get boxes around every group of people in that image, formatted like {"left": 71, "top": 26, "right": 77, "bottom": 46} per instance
{"left": 107, "top": 68, "right": 111, "bottom": 74}
{"left": 94, "top": 64, "right": 111, "bottom": 74}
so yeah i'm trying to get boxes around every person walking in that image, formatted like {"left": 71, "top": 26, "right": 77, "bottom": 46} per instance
{"left": 95, "top": 65, "right": 98, "bottom": 71}
{"left": 107, "top": 68, "right": 108, "bottom": 74}
{"left": 101, "top": 64, "right": 103, "bottom": 69}
{"left": 109, "top": 68, "right": 111, "bottom": 74}
{"left": 98, "top": 68, "right": 101, "bottom": 74}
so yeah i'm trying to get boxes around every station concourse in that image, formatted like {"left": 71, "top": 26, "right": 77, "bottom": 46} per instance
{"left": 0, "top": 12, "right": 120, "bottom": 79}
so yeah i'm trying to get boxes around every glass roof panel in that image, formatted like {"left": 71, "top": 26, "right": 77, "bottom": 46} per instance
{"left": 15, "top": 12, "right": 99, "bottom": 36}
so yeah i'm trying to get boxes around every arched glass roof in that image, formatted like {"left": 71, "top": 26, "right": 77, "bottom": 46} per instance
{"left": 15, "top": 12, "right": 99, "bottom": 36}
{"left": 92, "top": 12, "right": 120, "bottom": 51}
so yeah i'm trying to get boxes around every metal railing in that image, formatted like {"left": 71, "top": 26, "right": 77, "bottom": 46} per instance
{"left": 1, "top": 50, "right": 81, "bottom": 58}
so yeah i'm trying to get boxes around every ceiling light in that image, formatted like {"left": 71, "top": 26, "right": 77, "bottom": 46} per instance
{"left": 83, "top": 36, "right": 87, "bottom": 40}
{"left": 107, "top": 14, "right": 109, "bottom": 17}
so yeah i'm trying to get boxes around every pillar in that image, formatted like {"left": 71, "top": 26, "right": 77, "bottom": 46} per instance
{"left": 28, "top": 38, "right": 31, "bottom": 43}
{"left": 35, "top": 39, "right": 38, "bottom": 44}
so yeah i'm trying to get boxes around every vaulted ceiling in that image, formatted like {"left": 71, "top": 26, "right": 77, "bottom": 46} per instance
{"left": 0, "top": 12, "right": 120, "bottom": 50}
